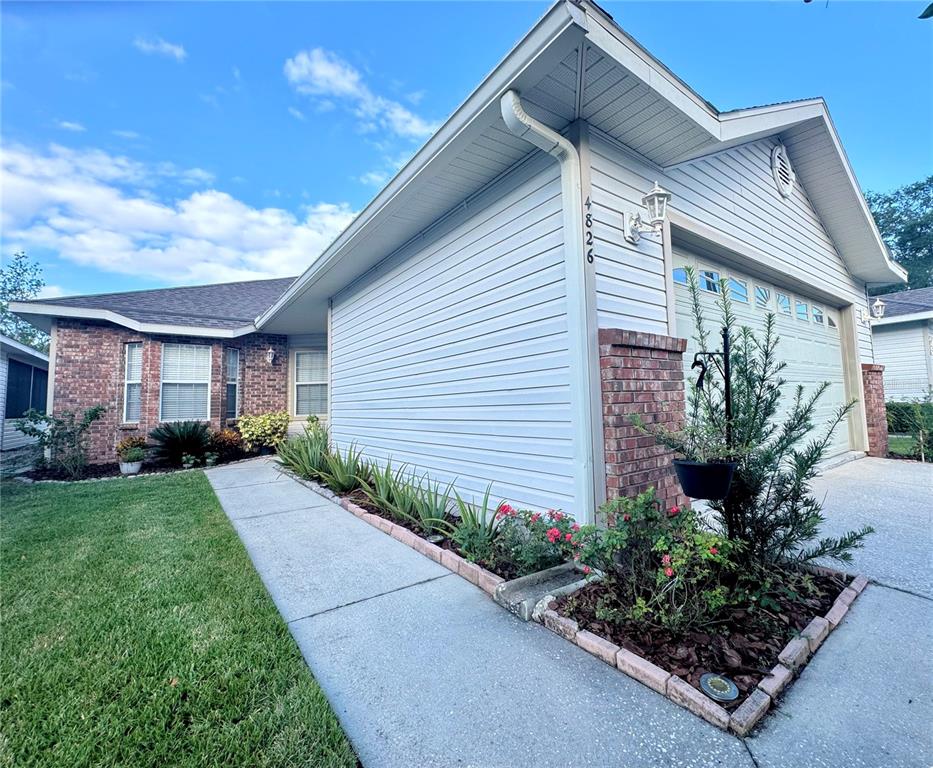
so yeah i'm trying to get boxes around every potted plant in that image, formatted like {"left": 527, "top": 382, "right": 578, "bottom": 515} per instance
{"left": 668, "top": 425, "right": 736, "bottom": 500}
{"left": 181, "top": 453, "right": 198, "bottom": 470}
{"left": 116, "top": 436, "right": 147, "bottom": 475}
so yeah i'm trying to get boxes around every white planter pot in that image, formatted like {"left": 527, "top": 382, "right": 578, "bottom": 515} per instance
{"left": 119, "top": 461, "right": 143, "bottom": 475}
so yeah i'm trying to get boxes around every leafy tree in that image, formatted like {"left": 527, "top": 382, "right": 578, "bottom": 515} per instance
{"left": 866, "top": 176, "right": 933, "bottom": 294}
{"left": 0, "top": 251, "right": 49, "bottom": 352}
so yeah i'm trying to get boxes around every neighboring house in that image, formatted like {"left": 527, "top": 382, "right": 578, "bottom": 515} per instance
{"left": 13, "top": 0, "right": 905, "bottom": 520}
{"left": 871, "top": 287, "right": 933, "bottom": 401}
{"left": 10, "top": 278, "right": 329, "bottom": 465}
{"left": 1, "top": 334, "right": 49, "bottom": 453}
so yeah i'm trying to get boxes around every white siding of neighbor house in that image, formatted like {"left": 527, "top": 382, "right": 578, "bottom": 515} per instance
{"left": 873, "top": 321, "right": 933, "bottom": 401}
{"left": 588, "top": 129, "right": 875, "bottom": 361}
{"left": 329, "top": 153, "right": 578, "bottom": 513}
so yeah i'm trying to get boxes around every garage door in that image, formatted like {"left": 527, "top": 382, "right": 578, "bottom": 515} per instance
{"left": 672, "top": 249, "right": 851, "bottom": 459}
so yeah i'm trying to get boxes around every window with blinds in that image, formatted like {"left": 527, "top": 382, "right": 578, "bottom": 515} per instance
{"left": 225, "top": 348, "right": 240, "bottom": 420}
{"left": 160, "top": 343, "right": 211, "bottom": 421}
{"left": 294, "top": 350, "right": 327, "bottom": 416}
{"left": 124, "top": 342, "right": 143, "bottom": 422}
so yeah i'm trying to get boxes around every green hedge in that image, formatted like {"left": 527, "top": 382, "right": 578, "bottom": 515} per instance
{"left": 886, "top": 401, "right": 933, "bottom": 434}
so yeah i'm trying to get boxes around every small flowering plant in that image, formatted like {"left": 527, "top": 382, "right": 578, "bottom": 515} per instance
{"left": 495, "top": 504, "right": 582, "bottom": 577}
{"left": 574, "top": 488, "right": 738, "bottom": 632}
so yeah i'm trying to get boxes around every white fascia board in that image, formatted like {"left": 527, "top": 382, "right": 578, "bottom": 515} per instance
{"left": 0, "top": 334, "right": 49, "bottom": 364}
{"left": 256, "top": 0, "right": 587, "bottom": 331}
{"left": 871, "top": 310, "right": 933, "bottom": 327}
{"left": 8, "top": 302, "right": 255, "bottom": 339}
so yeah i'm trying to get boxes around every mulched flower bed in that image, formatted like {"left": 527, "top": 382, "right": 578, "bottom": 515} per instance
{"left": 342, "top": 488, "right": 521, "bottom": 580}
{"left": 554, "top": 567, "right": 850, "bottom": 709}
{"left": 21, "top": 454, "right": 250, "bottom": 482}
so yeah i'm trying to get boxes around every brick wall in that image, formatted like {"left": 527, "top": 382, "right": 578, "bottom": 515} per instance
{"left": 861, "top": 363, "right": 888, "bottom": 458}
{"left": 53, "top": 319, "right": 288, "bottom": 464}
{"left": 599, "top": 328, "right": 689, "bottom": 511}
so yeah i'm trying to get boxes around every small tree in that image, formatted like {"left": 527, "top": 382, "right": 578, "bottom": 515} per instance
{"left": 16, "top": 406, "right": 106, "bottom": 479}
{"left": 640, "top": 267, "right": 872, "bottom": 566}
{"left": 0, "top": 251, "right": 49, "bottom": 352}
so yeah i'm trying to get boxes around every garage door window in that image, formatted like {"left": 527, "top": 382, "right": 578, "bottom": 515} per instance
{"left": 672, "top": 267, "right": 688, "bottom": 285}
{"left": 700, "top": 270, "right": 721, "bottom": 293}
{"left": 728, "top": 278, "right": 748, "bottom": 303}
{"left": 755, "top": 286, "right": 771, "bottom": 309}
{"left": 812, "top": 306, "right": 825, "bottom": 325}
{"left": 795, "top": 300, "right": 809, "bottom": 322}
{"left": 776, "top": 293, "right": 791, "bottom": 315}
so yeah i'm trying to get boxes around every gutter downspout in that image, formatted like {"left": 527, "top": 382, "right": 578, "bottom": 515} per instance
{"left": 500, "top": 89, "right": 598, "bottom": 523}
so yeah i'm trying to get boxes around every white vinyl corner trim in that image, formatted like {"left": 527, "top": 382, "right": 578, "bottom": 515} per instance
{"left": 499, "top": 90, "right": 598, "bottom": 523}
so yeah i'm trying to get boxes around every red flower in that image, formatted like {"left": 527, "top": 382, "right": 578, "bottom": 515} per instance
{"left": 529, "top": 512, "right": 541, "bottom": 523}
{"left": 622, "top": 513, "right": 631, "bottom": 522}
{"left": 668, "top": 505, "right": 680, "bottom": 517}
{"left": 546, "top": 527, "right": 561, "bottom": 543}
{"left": 498, "top": 503, "right": 513, "bottom": 514}
{"left": 664, "top": 567, "right": 674, "bottom": 578}
{"left": 661, "top": 554, "right": 671, "bottom": 566}
{"left": 582, "top": 565, "right": 591, "bottom": 575}
{"left": 709, "top": 546, "right": 719, "bottom": 555}
{"left": 571, "top": 523, "right": 580, "bottom": 532}
{"left": 564, "top": 532, "right": 572, "bottom": 541}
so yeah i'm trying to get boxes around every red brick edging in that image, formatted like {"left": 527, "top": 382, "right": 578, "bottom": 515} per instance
{"left": 541, "top": 569, "right": 870, "bottom": 736}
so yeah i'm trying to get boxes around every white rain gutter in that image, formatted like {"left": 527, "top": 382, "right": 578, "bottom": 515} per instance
{"left": 500, "top": 89, "right": 598, "bottom": 523}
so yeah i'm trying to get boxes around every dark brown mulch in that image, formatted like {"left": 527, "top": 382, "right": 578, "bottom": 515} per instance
{"left": 22, "top": 454, "right": 250, "bottom": 482}
{"left": 554, "top": 568, "right": 849, "bottom": 710}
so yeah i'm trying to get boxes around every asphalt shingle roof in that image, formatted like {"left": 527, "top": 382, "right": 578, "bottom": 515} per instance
{"left": 24, "top": 277, "right": 296, "bottom": 331}
{"left": 873, "top": 287, "right": 933, "bottom": 318}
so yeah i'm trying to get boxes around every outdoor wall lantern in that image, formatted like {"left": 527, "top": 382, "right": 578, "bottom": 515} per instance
{"left": 265, "top": 347, "right": 276, "bottom": 365}
{"left": 623, "top": 181, "right": 672, "bottom": 244}
{"left": 871, "top": 297, "right": 886, "bottom": 319}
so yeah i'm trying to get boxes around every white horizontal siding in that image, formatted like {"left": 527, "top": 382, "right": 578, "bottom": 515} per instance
{"left": 330, "top": 154, "right": 577, "bottom": 514}
{"left": 873, "top": 322, "right": 932, "bottom": 401}
{"left": 589, "top": 130, "right": 875, "bottom": 362}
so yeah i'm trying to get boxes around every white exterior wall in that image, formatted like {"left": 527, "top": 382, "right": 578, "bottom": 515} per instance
{"left": 329, "top": 154, "right": 578, "bottom": 513}
{"left": 588, "top": 129, "right": 875, "bottom": 361}
{"left": 873, "top": 321, "right": 933, "bottom": 401}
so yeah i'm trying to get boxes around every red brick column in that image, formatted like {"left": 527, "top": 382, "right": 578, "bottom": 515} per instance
{"left": 599, "top": 329, "right": 688, "bottom": 511}
{"left": 861, "top": 363, "right": 888, "bottom": 458}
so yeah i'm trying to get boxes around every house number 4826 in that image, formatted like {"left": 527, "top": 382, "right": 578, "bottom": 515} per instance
{"left": 584, "top": 196, "right": 594, "bottom": 264}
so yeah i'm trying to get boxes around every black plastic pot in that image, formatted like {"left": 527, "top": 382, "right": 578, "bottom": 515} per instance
{"left": 673, "top": 459, "right": 737, "bottom": 500}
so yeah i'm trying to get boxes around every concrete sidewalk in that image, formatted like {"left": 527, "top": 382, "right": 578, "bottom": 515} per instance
{"left": 206, "top": 457, "right": 932, "bottom": 768}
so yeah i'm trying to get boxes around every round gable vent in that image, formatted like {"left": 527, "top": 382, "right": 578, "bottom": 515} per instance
{"left": 771, "top": 143, "right": 795, "bottom": 199}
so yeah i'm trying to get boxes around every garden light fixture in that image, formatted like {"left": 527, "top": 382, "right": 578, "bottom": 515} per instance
{"left": 871, "top": 297, "right": 886, "bottom": 319}
{"left": 623, "top": 181, "right": 672, "bottom": 244}
{"left": 265, "top": 347, "right": 276, "bottom": 364}
{"left": 699, "top": 673, "right": 739, "bottom": 702}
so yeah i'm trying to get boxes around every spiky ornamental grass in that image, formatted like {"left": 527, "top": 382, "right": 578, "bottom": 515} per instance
{"left": 0, "top": 473, "right": 356, "bottom": 768}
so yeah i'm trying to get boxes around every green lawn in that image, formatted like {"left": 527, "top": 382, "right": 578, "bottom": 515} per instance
{"left": 1, "top": 473, "right": 357, "bottom": 768}
{"left": 889, "top": 434, "right": 917, "bottom": 457}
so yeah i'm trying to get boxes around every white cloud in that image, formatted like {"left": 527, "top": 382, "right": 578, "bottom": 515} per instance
{"left": 1, "top": 144, "right": 356, "bottom": 285}
{"left": 284, "top": 48, "right": 437, "bottom": 139}
{"left": 133, "top": 36, "right": 187, "bottom": 62}
{"left": 112, "top": 129, "right": 141, "bottom": 140}
{"left": 288, "top": 106, "right": 306, "bottom": 121}
{"left": 37, "top": 285, "right": 67, "bottom": 299}
{"left": 57, "top": 120, "right": 86, "bottom": 132}
{"left": 359, "top": 170, "right": 388, "bottom": 187}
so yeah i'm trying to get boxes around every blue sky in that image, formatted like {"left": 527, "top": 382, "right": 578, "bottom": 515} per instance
{"left": 2, "top": 1, "right": 931, "bottom": 298}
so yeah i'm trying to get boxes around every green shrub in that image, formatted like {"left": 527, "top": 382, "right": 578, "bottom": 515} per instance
{"left": 451, "top": 485, "right": 502, "bottom": 565}
{"left": 116, "top": 435, "right": 147, "bottom": 461}
{"left": 318, "top": 442, "right": 369, "bottom": 494}
{"left": 637, "top": 266, "right": 872, "bottom": 565}
{"left": 277, "top": 425, "right": 330, "bottom": 481}
{"left": 886, "top": 397, "right": 933, "bottom": 461}
{"left": 148, "top": 421, "right": 211, "bottom": 467}
{"left": 575, "top": 489, "right": 736, "bottom": 633}
{"left": 495, "top": 505, "right": 580, "bottom": 577}
{"left": 237, "top": 411, "right": 290, "bottom": 451}
{"left": 120, "top": 446, "right": 146, "bottom": 463}
{"left": 16, "top": 406, "right": 106, "bottom": 479}
{"left": 210, "top": 428, "right": 244, "bottom": 461}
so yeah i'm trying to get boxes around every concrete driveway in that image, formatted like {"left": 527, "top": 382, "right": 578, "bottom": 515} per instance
{"left": 746, "top": 457, "right": 933, "bottom": 768}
